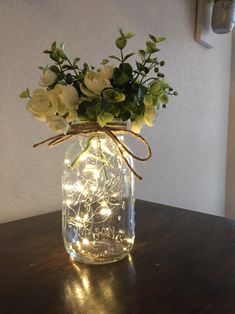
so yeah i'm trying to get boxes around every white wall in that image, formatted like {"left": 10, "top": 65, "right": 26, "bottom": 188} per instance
{"left": 226, "top": 32, "right": 235, "bottom": 219}
{"left": 0, "top": 0, "right": 232, "bottom": 222}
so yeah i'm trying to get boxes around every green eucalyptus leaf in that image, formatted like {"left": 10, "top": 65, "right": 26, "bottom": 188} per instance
{"left": 65, "top": 73, "right": 73, "bottom": 84}
{"left": 73, "top": 57, "right": 80, "bottom": 66}
{"left": 119, "top": 63, "right": 133, "bottom": 76}
{"left": 138, "top": 86, "right": 148, "bottom": 100}
{"left": 112, "top": 105, "right": 121, "bottom": 117}
{"left": 156, "top": 36, "right": 166, "bottom": 43}
{"left": 49, "top": 65, "right": 60, "bottom": 73}
{"left": 122, "top": 101, "right": 136, "bottom": 113}
{"left": 138, "top": 50, "right": 146, "bottom": 62}
{"left": 159, "top": 93, "right": 169, "bottom": 104}
{"left": 78, "top": 101, "right": 91, "bottom": 115}
{"left": 136, "top": 62, "right": 147, "bottom": 72}
{"left": 101, "top": 59, "right": 109, "bottom": 65}
{"left": 150, "top": 81, "right": 163, "bottom": 95}
{"left": 109, "top": 55, "right": 121, "bottom": 62}
{"left": 50, "top": 48, "right": 61, "bottom": 62}
{"left": 162, "top": 83, "right": 169, "bottom": 89}
{"left": 118, "top": 111, "right": 131, "bottom": 121}
{"left": 149, "top": 34, "right": 157, "bottom": 42}
{"left": 152, "top": 96, "right": 159, "bottom": 106}
{"left": 124, "top": 32, "right": 135, "bottom": 39}
{"left": 19, "top": 88, "right": 30, "bottom": 99}
{"left": 97, "top": 112, "right": 114, "bottom": 127}
{"left": 146, "top": 41, "right": 159, "bottom": 53}
{"left": 115, "top": 37, "right": 127, "bottom": 50}
{"left": 87, "top": 105, "right": 97, "bottom": 120}
{"left": 59, "top": 50, "right": 67, "bottom": 60}
{"left": 51, "top": 42, "right": 57, "bottom": 52}
{"left": 113, "top": 68, "right": 130, "bottom": 85}
{"left": 103, "top": 88, "right": 125, "bottom": 103}
{"left": 123, "top": 52, "right": 135, "bottom": 61}
{"left": 61, "top": 64, "right": 74, "bottom": 70}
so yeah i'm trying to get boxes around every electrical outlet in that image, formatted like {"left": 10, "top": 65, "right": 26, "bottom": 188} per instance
{"left": 196, "top": 0, "right": 219, "bottom": 48}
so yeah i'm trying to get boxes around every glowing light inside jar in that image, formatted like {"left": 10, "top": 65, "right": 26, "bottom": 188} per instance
{"left": 126, "top": 238, "right": 134, "bottom": 244}
{"left": 90, "top": 185, "right": 97, "bottom": 192}
{"left": 64, "top": 159, "right": 70, "bottom": 165}
{"left": 79, "top": 153, "right": 88, "bottom": 161}
{"left": 100, "top": 208, "right": 112, "bottom": 216}
{"left": 93, "top": 170, "right": 100, "bottom": 179}
{"left": 82, "top": 238, "right": 89, "bottom": 245}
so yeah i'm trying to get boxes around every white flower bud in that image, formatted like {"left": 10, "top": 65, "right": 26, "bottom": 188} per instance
{"left": 40, "top": 69, "right": 57, "bottom": 87}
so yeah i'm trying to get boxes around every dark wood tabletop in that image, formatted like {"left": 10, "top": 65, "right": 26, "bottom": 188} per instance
{"left": 1, "top": 200, "right": 235, "bottom": 314}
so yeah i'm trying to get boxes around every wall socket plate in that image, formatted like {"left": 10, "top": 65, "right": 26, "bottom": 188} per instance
{"left": 196, "top": 0, "right": 218, "bottom": 48}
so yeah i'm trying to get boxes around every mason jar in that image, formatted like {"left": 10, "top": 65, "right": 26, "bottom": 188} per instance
{"left": 62, "top": 130, "right": 135, "bottom": 264}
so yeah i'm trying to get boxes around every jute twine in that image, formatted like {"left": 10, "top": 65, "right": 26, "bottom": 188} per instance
{"left": 33, "top": 122, "right": 152, "bottom": 180}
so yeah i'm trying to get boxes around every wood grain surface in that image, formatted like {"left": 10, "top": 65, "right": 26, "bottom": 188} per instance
{"left": 1, "top": 200, "right": 235, "bottom": 314}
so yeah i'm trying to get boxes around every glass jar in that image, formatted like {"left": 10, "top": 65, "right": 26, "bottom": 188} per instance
{"left": 62, "top": 132, "right": 135, "bottom": 264}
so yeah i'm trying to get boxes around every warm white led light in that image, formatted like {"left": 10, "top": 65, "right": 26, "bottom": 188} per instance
{"left": 76, "top": 213, "right": 89, "bottom": 223}
{"left": 101, "top": 200, "right": 107, "bottom": 207}
{"left": 82, "top": 276, "right": 90, "bottom": 290}
{"left": 79, "top": 153, "right": 88, "bottom": 161}
{"left": 91, "top": 139, "right": 98, "bottom": 149}
{"left": 64, "top": 158, "right": 70, "bottom": 165}
{"left": 82, "top": 238, "right": 89, "bottom": 245}
{"left": 100, "top": 208, "right": 112, "bottom": 216}
{"left": 64, "top": 184, "right": 74, "bottom": 191}
{"left": 83, "top": 213, "right": 88, "bottom": 221}
{"left": 90, "top": 185, "right": 97, "bottom": 192}
{"left": 126, "top": 238, "right": 134, "bottom": 244}
{"left": 74, "top": 182, "right": 84, "bottom": 192}
{"left": 66, "top": 199, "right": 73, "bottom": 206}
{"left": 93, "top": 170, "right": 100, "bottom": 179}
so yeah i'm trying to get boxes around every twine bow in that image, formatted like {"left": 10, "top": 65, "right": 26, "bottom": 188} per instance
{"left": 33, "top": 122, "right": 152, "bottom": 180}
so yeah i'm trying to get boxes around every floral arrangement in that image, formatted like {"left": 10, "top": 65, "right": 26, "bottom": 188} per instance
{"left": 20, "top": 29, "right": 177, "bottom": 135}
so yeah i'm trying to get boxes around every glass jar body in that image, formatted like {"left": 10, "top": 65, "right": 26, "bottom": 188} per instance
{"left": 62, "top": 134, "right": 135, "bottom": 264}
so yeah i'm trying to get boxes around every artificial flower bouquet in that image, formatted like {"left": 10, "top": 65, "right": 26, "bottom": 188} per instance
{"left": 20, "top": 29, "right": 177, "bottom": 137}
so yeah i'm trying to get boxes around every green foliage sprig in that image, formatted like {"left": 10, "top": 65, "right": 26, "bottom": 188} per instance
{"left": 20, "top": 29, "right": 177, "bottom": 133}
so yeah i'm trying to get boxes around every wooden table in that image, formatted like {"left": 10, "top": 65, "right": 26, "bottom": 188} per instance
{"left": 1, "top": 200, "right": 235, "bottom": 314}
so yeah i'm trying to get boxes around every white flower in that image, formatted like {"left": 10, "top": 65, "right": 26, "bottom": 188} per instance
{"left": 54, "top": 84, "right": 79, "bottom": 122}
{"left": 66, "top": 109, "right": 78, "bottom": 123}
{"left": 99, "top": 65, "right": 114, "bottom": 80}
{"left": 143, "top": 95, "right": 158, "bottom": 127}
{"left": 144, "top": 107, "right": 158, "bottom": 127}
{"left": 40, "top": 69, "right": 57, "bottom": 87}
{"left": 131, "top": 116, "right": 144, "bottom": 133}
{"left": 46, "top": 116, "right": 69, "bottom": 134}
{"left": 54, "top": 84, "right": 79, "bottom": 109}
{"left": 144, "top": 95, "right": 153, "bottom": 108}
{"left": 131, "top": 107, "right": 158, "bottom": 133}
{"left": 27, "top": 89, "right": 58, "bottom": 118}
{"left": 81, "top": 71, "right": 112, "bottom": 96}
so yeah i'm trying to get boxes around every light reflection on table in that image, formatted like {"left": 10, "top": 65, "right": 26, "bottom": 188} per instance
{"left": 64, "top": 255, "right": 136, "bottom": 313}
